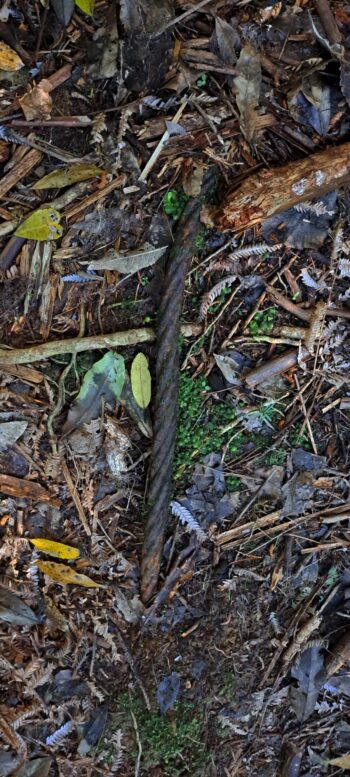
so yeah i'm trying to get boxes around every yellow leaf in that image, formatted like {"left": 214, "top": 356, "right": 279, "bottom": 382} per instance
{"left": 15, "top": 208, "right": 63, "bottom": 241}
{"left": 37, "top": 560, "right": 104, "bottom": 588}
{"left": 75, "top": 0, "right": 95, "bottom": 14}
{"left": 30, "top": 538, "right": 80, "bottom": 560}
{"left": 0, "top": 42, "right": 24, "bottom": 72}
{"left": 33, "top": 164, "right": 104, "bottom": 190}
{"left": 329, "top": 754, "right": 350, "bottom": 769}
{"left": 130, "top": 353, "right": 151, "bottom": 409}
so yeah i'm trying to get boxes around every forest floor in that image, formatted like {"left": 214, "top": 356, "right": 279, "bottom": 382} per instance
{"left": 1, "top": 1, "right": 350, "bottom": 776}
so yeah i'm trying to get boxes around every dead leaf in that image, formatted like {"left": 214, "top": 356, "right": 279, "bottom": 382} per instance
{"left": 37, "top": 560, "right": 104, "bottom": 588}
{"left": 0, "top": 421, "right": 27, "bottom": 452}
{"left": 0, "top": 42, "right": 24, "bottom": 71}
{"left": 0, "top": 586, "right": 39, "bottom": 626}
{"left": 51, "top": 0, "right": 75, "bottom": 25}
{"left": 290, "top": 645, "right": 325, "bottom": 721}
{"left": 33, "top": 164, "right": 104, "bottom": 189}
{"left": 183, "top": 162, "right": 205, "bottom": 197}
{"left": 88, "top": 244, "right": 167, "bottom": 274}
{"left": 19, "top": 80, "right": 53, "bottom": 121}
{"left": 214, "top": 17, "right": 239, "bottom": 67}
{"left": 329, "top": 753, "right": 350, "bottom": 768}
{"left": 234, "top": 44, "right": 261, "bottom": 142}
{"left": 30, "top": 538, "right": 80, "bottom": 561}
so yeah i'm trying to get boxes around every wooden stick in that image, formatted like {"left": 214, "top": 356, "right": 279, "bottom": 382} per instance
{"left": 0, "top": 149, "right": 42, "bottom": 200}
{"left": 0, "top": 323, "right": 202, "bottom": 366}
{"left": 214, "top": 142, "right": 350, "bottom": 231}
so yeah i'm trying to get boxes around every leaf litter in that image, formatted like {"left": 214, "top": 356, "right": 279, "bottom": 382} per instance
{"left": 1, "top": 0, "right": 350, "bottom": 775}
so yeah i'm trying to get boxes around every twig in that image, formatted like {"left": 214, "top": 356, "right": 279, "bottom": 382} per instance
{"left": 139, "top": 101, "right": 188, "bottom": 182}
{"left": 131, "top": 712, "right": 142, "bottom": 777}
{"left": 155, "top": 0, "right": 215, "bottom": 36}
{"left": 0, "top": 323, "right": 201, "bottom": 366}
{"left": 244, "top": 347, "right": 310, "bottom": 388}
{"left": 315, "top": 0, "right": 342, "bottom": 44}
{"left": 61, "top": 460, "right": 91, "bottom": 536}
{"left": 110, "top": 613, "right": 151, "bottom": 711}
{"left": 294, "top": 375, "right": 318, "bottom": 454}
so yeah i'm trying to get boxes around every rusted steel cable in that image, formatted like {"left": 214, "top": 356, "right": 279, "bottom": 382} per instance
{"left": 141, "top": 168, "right": 218, "bottom": 602}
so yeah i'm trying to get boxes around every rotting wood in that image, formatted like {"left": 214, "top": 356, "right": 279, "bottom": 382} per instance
{"left": 214, "top": 141, "right": 350, "bottom": 231}
{"left": 0, "top": 474, "right": 60, "bottom": 506}
{"left": 0, "top": 148, "right": 42, "bottom": 200}
{"left": 0, "top": 323, "right": 202, "bottom": 366}
{"left": 244, "top": 347, "right": 310, "bottom": 388}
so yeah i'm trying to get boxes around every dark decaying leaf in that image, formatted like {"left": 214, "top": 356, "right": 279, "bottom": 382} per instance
{"left": 0, "top": 751, "right": 23, "bottom": 777}
{"left": 50, "top": 0, "right": 75, "bottom": 26}
{"left": 88, "top": 5, "right": 119, "bottom": 79}
{"left": 0, "top": 586, "right": 39, "bottom": 626}
{"left": 156, "top": 672, "right": 182, "bottom": 714}
{"left": 0, "top": 420, "right": 27, "bottom": 452}
{"left": 213, "top": 17, "right": 239, "bottom": 66}
{"left": 17, "top": 757, "right": 52, "bottom": 777}
{"left": 290, "top": 645, "right": 325, "bottom": 721}
{"left": 282, "top": 472, "right": 315, "bottom": 517}
{"left": 63, "top": 352, "right": 126, "bottom": 436}
{"left": 78, "top": 705, "right": 108, "bottom": 756}
{"left": 261, "top": 192, "right": 338, "bottom": 249}
{"left": 288, "top": 74, "right": 331, "bottom": 136}
{"left": 234, "top": 44, "right": 261, "bottom": 142}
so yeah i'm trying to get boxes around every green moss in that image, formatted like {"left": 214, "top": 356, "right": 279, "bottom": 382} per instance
{"left": 226, "top": 476, "right": 242, "bottom": 492}
{"left": 249, "top": 306, "right": 277, "bottom": 336}
{"left": 163, "top": 190, "right": 189, "bottom": 221}
{"left": 116, "top": 693, "right": 207, "bottom": 776}
{"left": 264, "top": 449, "right": 287, "bottom": 466}
{"left": 290, "top": 423, "right": 312, "bottom": 449}
{"left": 194, "top": 230, "right": 207, "bottom": 255}
{"left": 174, "top": 373, "right": 237, "bottom": 477}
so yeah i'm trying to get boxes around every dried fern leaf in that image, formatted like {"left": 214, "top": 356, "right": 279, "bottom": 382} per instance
{"left": 304, "top": 300, "right": 326, "bottom": 353}
{"left": 199, "top": 275, "right": 236, "bottom": 321}
{"left": 170, "top": 501, "right": 207, "bottom": 542}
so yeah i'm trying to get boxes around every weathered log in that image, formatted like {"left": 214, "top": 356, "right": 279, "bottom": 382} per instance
{"left": 214, "top": 142, "right": 350, "bottom": 232}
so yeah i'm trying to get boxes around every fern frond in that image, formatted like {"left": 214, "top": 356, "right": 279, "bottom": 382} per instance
{"left": 93, "top": 618, "right": 121, "bottom": 663}
{"left": 293, "top": 200, "right": 332, "bottom": 216}
{"left": 90, "top": 113, "right": 107, "bottom": 146}
{"left": 228, "top": 242, "right": 282, "bottom": 260}
{"left": 110, "top": 730, "right": 124, "bottom": 773}
{"left": 199, "top": 275, "right": 236, "bottom": 321}
{"left": 170, "top": 501, "right": 207, "bottom": 542}
{"left": 338, "top": 258, "right": 350, "bottom": 277}
{"left": 12, "top": 702, "right": 40, "bottom": 730}
{"left": 300, "top": 268, "right": 324, "bottom": 290}
{"left": 87, "top": 681, "right": 105, "bottom": 702}
{"left": 46, "top": 720, "right": 74, "bottom": 747}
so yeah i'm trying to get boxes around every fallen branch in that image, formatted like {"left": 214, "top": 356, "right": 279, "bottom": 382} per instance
{"left": 244, "top": 347, "right": 309, "bottom": 388}
{"left": 0, "top": 323, "right": 202, "bottom": 366}
{"left": 214, "top": 141, "right": 350, "bottom": 231}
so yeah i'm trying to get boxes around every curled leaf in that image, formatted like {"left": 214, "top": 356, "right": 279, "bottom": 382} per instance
{"left": 15, "top": 208, "right": 63, "bottom": 241}
{"left": 30, "top": 538, "right": 80, "bottom": 560}
{"left": 33, "top": 163, "right": 104, "bottom": 190}
{"left": 130, "top": 353, "right": 151, "bottom": 409}
{"left": 37, "top": 560, "right": 104, "bottom": 588}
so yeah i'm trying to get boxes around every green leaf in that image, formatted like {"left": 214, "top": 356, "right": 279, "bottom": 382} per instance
{"left": 15, "top": 208, "right": 63, "bottom": 241}
{"left": 120, "top": 374, "right": 152, "bottom": 438}
{"left": 130, "top": 353, "right": 151, "bottom": 408}
{"left": 33, "top": 163, "right": 104, "bottom": 190}
{"left": 75, "top": 0, "right": 95, "bottom": 14}
{"left": 63, "top": 352, "right": 126, "bottom": 436}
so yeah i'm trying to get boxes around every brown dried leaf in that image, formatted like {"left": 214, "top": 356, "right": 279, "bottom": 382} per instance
{"left": 19, "top": 80, "right": 53, "bottom": 121}
{"left": 234, "top": 44, "right": 261, "bottom": 142}
{"left": 325, "top": 630, "right": 350, "bottom": 677}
